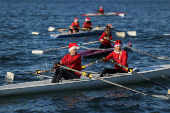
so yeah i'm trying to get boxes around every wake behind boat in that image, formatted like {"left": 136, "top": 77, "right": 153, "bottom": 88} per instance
{"left": 1, "top": 64, "right": 170, "bottom": 97}
{"left": 50, "top": 26, "right": 115, "bottom": 39}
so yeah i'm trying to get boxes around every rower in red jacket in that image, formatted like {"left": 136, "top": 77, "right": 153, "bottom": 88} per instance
{"left": 100, "top": 40, "right": 128, "bottom": 77}
{"left": 99, "top": 25, "right": 112, "bottom": 49}
{"left": 51, "top": 43, "right": 81, "bottom": 83}
{"left": 83, "top": 17, "right": 92, "bottom": 30}
{"left": 69, "top": 18, "right": 80, "bottom": 34}
{"left": 97, "top": 6, "right": 104, "bottom": 14}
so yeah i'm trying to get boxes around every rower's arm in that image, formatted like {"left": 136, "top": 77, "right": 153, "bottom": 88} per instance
{"left": 61, "top": 55, "right": 81, "bottom": 65}
{"left": 104, "top": 52, "right": 113, "bottom": 62}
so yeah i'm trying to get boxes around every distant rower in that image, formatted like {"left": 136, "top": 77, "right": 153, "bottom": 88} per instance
{"left": 69, "top": 18, "right": 80, "bottom": 34}
{"left": 99, "top": 24, "right": 112, "bottom": 49}
{"left": 97, "top": 6, "right": 104, "bottom": 14}
{"left": 83, "top": 17, "right": 92, "bottom": 30}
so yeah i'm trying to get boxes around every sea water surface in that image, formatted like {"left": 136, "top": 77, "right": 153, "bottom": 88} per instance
{"left": 0, "top": 0, "right": 170, "bottom": 112}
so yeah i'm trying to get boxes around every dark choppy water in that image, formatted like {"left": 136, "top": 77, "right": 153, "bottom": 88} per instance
{"left": 1, "top": 0, "right": 170, "bottom": 112}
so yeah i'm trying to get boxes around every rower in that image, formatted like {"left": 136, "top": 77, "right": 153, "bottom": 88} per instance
{"left": 99, "top": 24, "right": 112, "bottom": 49}
{"left": 51, "top": 43, "right": 81, "bottom": 83}
{"left": 83, "top": 17, "right": 92, "bottom": 30}
{"left": 97, "top": 6, "right": 104, "bottom": 14}
{"left": 69, "top": 18, "right": 80, "bottom": 34}
{"left": 100, "top": 40, "right": 128, "bottom": 77}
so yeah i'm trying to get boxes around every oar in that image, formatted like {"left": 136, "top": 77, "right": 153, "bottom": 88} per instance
{"left": 56, "top": 64, "right": 169, "bottom": 99}
{"left": 82, "top": 58, "right": 104, "bottom": 69}
{"left": 58, "top": 26, "right": 101, "bottom": 31}
{"left": 164, "top": 34, "right": 170, "bottom": 36}
{"left": 126, "top": 45, "right": 170, "bottom": 60}
{"left": 110, "top": 59, "right": 170, "bottom": 94}
{"left": 109, "top": 40, "right": 170, "bottom": 60}
{"left": 58, "top": 27, "right": 88, "bottom": 32}
{"left": 32, "top": 27, "right": 57, "bottom": 35}
{"left": 32, "top": 40, "right": 100, "bottom": 54}
{"left": 6, "top": 70, "right": 52, "bottom": 81}
{"left": 32, "top": 46, "right": 69, "bottom": 54}
{"left": 115, "top": 31, "right": 137, "bottom": 37}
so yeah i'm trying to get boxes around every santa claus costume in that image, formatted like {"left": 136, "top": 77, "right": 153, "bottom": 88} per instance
{"left": 83, "top": 17, "right": 92, "bottom": 30}
{"left": 100, "top": 40, "right": 128, "bottom": 77}
{"left": 69, "top": 18, "right": 80, "bottom": 33}
{"left": 51, "top": 43, "right": 81, "bottom": 83}
{"left": 99, "top": 25, "right": 113, "bottom": 49}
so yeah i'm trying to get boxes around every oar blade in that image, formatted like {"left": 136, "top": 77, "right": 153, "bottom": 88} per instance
{"left": 168, "top": 89, "right": 170, "bottom": 94}
{"left": 6, "top": 72, "right": 14, "bottom": 80}
{"left": 48, "top": 27, "right": 55, "bottom": 32}
{"left": 127, "top": 31, "right": 137, "bottom": 36}
{"left": 116, "top": 32, "right": 125, "bottom": 38}
{"left": 32, "top": 32, "right": 39, "bottom": 35}
{"left": 32, "top": 50, "right": 44, "bottom": 54}
{"left": 164, "top": 34, "right": 170, "bottom": 36}
{"left": 152, "top": 94, "right": 170, "bottom": 99}
{"left": 157, "top": 56, "right": 170, "bottom": 60}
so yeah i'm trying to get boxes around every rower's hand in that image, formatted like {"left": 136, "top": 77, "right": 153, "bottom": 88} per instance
{"left": 53, "top": 62, "right": 60, "bottom": 66}
{"left": 110, "top": 59, "right": 116, "bottom": 63}
{"left": 70, "top": 26, "right": 73, "bottom": 29}
{"left": 103, "top": 37, "right": 107, "bottom": 40}
{"left": 100, "top": 39, "right": 104, "bottom": 42}
{"left": 51, "top": 67, "right": 56, "bottom": 72}
{"left": 101, "top": 57, "right": 106, "bottom": 61}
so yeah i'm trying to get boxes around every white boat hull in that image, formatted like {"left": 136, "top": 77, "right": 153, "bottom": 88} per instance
{"left": 0, "top": 64, "right": 170, "bottom": 96}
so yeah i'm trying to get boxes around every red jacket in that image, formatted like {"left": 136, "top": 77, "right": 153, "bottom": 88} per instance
{"left": 98, "top": 9, "right": 104, "bottom": 13}
{"left": 83, "top": 22, "right": 92, "bottom": 28}
{"left": 99, "top": 32, "right": 112, "bottom": 45}
{"left": 61, "top": 54, "right": 81, "bottom": 76}
{"left": 71, "top": 22, "right": 79, "bottom": 31}
{"left": 104, "top": 50, "right": 128, "bottom": 72}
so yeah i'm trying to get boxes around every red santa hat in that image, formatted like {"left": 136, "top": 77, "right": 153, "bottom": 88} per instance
{"left": 74, "top": 17, "right": 78, "bottom": 21}
{"left": 68, "top": 43, "right": 80, "bottom": 52}
{"left": 108, "top": 23, "right": 112, "bottom": 27}
{"left": 85, "top": 17, "right": 90, "bottom": 21}
{"left": 114, "top": 40, "right": 122, "bottom": 47}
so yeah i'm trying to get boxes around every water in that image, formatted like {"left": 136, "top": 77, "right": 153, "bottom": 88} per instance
{"left": 1, "top": 0, "right": 170, "bottom": 112}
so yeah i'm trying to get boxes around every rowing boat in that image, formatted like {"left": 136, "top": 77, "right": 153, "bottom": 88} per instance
{"left": 1, "top": 64, "right": 170, "bottom": 97}
{"left": 82, "top": 12, "right": 127, "bottom": 16}
{"left": 78, "top": 43, "right": 132, "bottom": 58}
{"left": 50, "top": 26, "right": 115, "bottom": 39}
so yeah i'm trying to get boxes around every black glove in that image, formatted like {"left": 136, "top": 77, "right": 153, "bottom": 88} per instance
{"left": 110, "top": 59, "right": 116, "bottom": 62}
{"left": 102, "top": 57, "right": 106, "bottom": 61}
{"left": 51, "top": 67, "right": 56, "bottom": 72}
{"left": 53, "top": 62, "right": 60, "bottom": 66}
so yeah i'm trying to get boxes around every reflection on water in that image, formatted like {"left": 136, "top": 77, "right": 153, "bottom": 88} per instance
{"left": 0, "top": 87, "right": 139, "bottom": 112}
